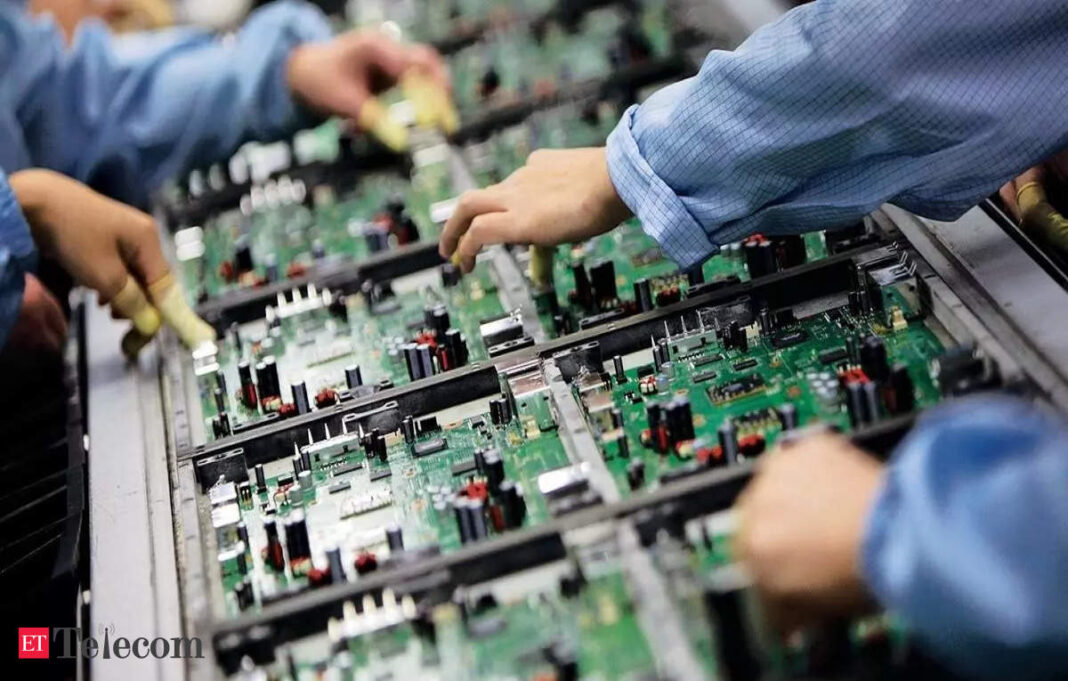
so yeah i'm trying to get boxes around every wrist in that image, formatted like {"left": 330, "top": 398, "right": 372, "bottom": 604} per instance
{"left": 595, "top": 147, "right": 633, "bottom": 230}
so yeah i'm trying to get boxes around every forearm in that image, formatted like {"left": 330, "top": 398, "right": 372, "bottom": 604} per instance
{"left": 607, "top": 0, "right": 1068, "bottom": 267}
{"left": 8, "top": 0, "right": 332, "bottom": 205}
{"left": 0, "top": 171, "right": 39, "bottom": 347}
{"left": 863, "top": 395, "right": 1068, "bottom": 679}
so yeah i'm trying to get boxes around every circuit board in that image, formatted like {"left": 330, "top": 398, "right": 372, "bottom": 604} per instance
{"left": 194, "top": 263, "right": 522, "bottom": 439}
{"left": 449, "top": 1, "right": 675, "bottom": 117}
{"left": 349, "top": 0, "right": 555, "bottom": 45}
{"left": 175, "top": 148, "right": 457, "bottom": 304}
{"left": 210, "top": 389, "right": 575, "bottom": 619}
{"left": 574, "top": 283, "right": 948, "bottom": 497}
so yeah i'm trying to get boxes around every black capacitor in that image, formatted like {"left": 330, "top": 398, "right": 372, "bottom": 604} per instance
{"left": 235, "top": 579, "right": 254, "bottom": 610}
{"left": 345, "top": 364, "right": 363, "bottom": 389}
{"left": 427, "top": 305, "right": 450, "bottom": 341}
{"left": 300, "top": 447, "right": 311, "bottom": 472}
{"left": 846, "top": 381, "right": 869, "bottom": 427}
{"left": 403, "top": 343, "right": 423, "bottom": 381}
{"left": 887, "top": 363, "right": 915, "bottom": 414}
{"left": 291, "top": 381, "right": 310, "bottom": 415}
{"left": 386, "top": 524, "right": 405, "bottom": 552}
{"left": 553, "top": 313, "right": 571, "bottom": 336}
{"left": 612, "top": 355, "right": 627, "bottom": 384}
{"left": 862, "top": 381, "right": 882, "bottom": 423}
{"left": 718, "top": 420, "right": 739, "bottom": 465}
{"left": 670, "top": 398, "right": 695, "bottom": 442}
{"left": 212, "top": 414, "right": 231, "bottom": 439}
{"left": 703, "top": 583, "right": 762, "bottom": 681}
{"left": 731, "top": 322, "right": 749, "bottom": 353}
{"left": 646, "top": 403, "right": 663, "bottom": 430}
{"left": 616, "top": 436, "right": 630, "bottom": 459}
{"left": 687, "top": 266, "right": 706, "bottom": 286}
{"left": 238, "top": 360, "right": 256, "bottom": 406}
{"left": 454, "top": 498, "right": 474, "bottom": 544}
{"left": 229, "top": 321, "right": 243, "bottom": 354}
{"left": 264, "top": 520, "right": 285, "bottom": 570}
{"left": 444, "top": 328, "right": 468, "bottom": 368}
{"left": 291, "top": 454, "right": 302, "bottom": 477}
{"left": 213, "top": 388, "right": 227, "bottom": 414}
{"left": 215, "top": 369, "right": 228, "bottom": 397}
{"left": 416, "top": 344, "right": 434, "bottom": 379}
{"left": 469, "top": 499, "right": 488, "bottom": 540}
{"left": 776, "top": 403, "right": 799, "bottom": 431}
{"left": 589, "top": 259, "right": 618, "bottom": 306}
{"left": 860, "top": 335, "right": 890, "bottom": 383}
{"left": 483, "top": 449, "right": 505, "bottom": 494}
{"left": 774, "top": 234, "right": 807, "bottom": 269}
{"left": 744, "top": 240, "right": 777, "bottom": 278}
{"left": 441, "top": 262, "right": 462, "bottom": 287}
{"left": 235, "top": 239, "right": 254, "bottom": 273}
{"left": 610, "top": 408, "right": 624, "bottom": 429}
{"left": 373, "top": 430, "right": 388, "bottom": 462}
{"left": 326, "top": 546, "right": 346, "bottom": 584}
{"left": 473, "top": 448, "right": 487, "bottom": 475}
{"left": 571, "top": 262, "right": 593, "bottom": 310}
{"left": 634, "top": 278, "right": 654, "bottom": 312}
{"left": 627, "top": 460, "right": 646, "bottom": 491}
{"left": 498, "top": 480, "right": 526, "bottom": 528}
{"left": 401, "top": 415, "right": 416, "bottom": 443}
{"left": 284, "top": 513, "right": 311, "bottom": 562}
{"left": 254, "top": 463, "right": 266, "bottom": 491}
{"left": 364, "top": 227, "right": 389, "bottom": 253}
{"left": 845, "top": 335, "right": 861, "bottom": 365}
{"left": 262, "top": 356, "right": 281, "bottom": 399}
{"left": 237, "top": 521, "right": 249, "bottom": 547}
{"left": 757, "top": 306, "right": 772, "bottom": 336}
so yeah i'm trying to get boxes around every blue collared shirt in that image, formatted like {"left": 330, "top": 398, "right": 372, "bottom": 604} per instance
{"left": 607, "top": 0, "right": 1068, "bottom": 268}
{"left": 0, "top": 168, "right": 35, "bottom": 347}
{"left": 0, "top": 0, "right": 331, "bottom": 205}
{"left": 868, "top": 395, "right": 1068, "bottom": 679}
{"left": 0, "top": 0, "right": 330, "bottom": 345}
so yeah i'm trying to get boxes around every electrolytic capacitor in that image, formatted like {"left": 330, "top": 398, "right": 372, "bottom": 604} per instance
{"left": 687, "top": 266, "right": 706, "bottom": 286}
{"left": 262, "top": 356, "right": 281, "bottom": 399}
{"left": 668, "top": 398, "right": 695, "bottom": 442}
{"left": 215, "top": 369, "right": 228, "bottom": 396}
{"left": 416, "top": 344, "right": 434, "bottom": 379}
{"left": 613, "top": 355, "right": 627, "bottom": 384}
{"left": 428, "top": 304, "right": 450, "bottom": 341}
{"left": 345, "top": 364, "right": 363, "bottom": 389}
{"left": 718, "top": 420, "right": 739, "bottom": 465}
{"left": 860, "top": 335, "right": 890, "bottom": 383}
{"left": 703, "top": 581, "right": 762, "bottom": 681}
{"left": 300, "top": 447, "right": 311, "bottom": 472}
{"left": 634, "top": 278, "right": 654, "bottom": 313}
{"left": 229, "top": 321, "right": 243, "bottom": 355}
{"left": 627, "top": 460, "right": 646, "bottom": 491}
{"left": 846, "top": 381, "right": 868, "bottom": 427}
{"left": 454, "top": 498, "right": 474, "bottom": 544}
{"left": 498, "top": 480, "right": 526, "bottom": 529}
{"left": 264, "top": 520, "right": 285, "bottom": 571}
{"left": 284, "top": 512, "right": 311, "bottom": 562}
{"left": 777, "top": 403, "right": 799, "bottom": 431}
{"left": 239, "top": 360, "right": 258, "bottom": 409}
{"left": 616, "top": 435, "right": 630, "bottom": 459}
{"left": 213, "top": 388, "right": 227, "bottom": 414}
{"left": 730, "top": 322, "right": 748, "bottom": 353}
{"left": 442, "top": 328, "right": 468, "bottom": 370}
{"left": 441, "top": 262, "right": 461, "bottom": 287}
{"left": 291, "top": 381, "right": 310, "bottom": 415}
{"left": 661, "top": 360, "right": 676, "bottom": 379}
{"left": 646, "top": 403, "right": 663, "bottom": 430}
{"left": 326, "top": 546, "right": 346, "bottom": 584}
{"left": 483, "top": 449, "right": 505, "bottom": 494}
{"left": 237, "top": 522, "right": 249, "bottom": 547}
{"left": 254, "top": 464, "right": 266, "bottom": 491}
{"left": 862, "top": 381, "right": 882, "bottom": 423}
{"left": 887, "top": 363, "right": 915, "bottom": 414}
{"left": 469, "top": 499, "right": 488, "bottom": 540}
{"left": 403, "top": 343, "right": 422, "bottom": 381}
{"left": 235, "top": 240, "right": 254, "bottom": 273}
{"left": 386, "top": 524, "right": 405, "bottom": 552}
{"left": 291, "top": 454, "right": 302, "bottom": 477}
{"left": 401, "top": 415, "right": 416, "bottom": 443}
{"left": 610, "top": 408, "right": 624, "bottom": 429}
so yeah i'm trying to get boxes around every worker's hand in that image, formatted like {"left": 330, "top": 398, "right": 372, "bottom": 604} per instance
{"left": 998, "top": 166, "right": 1046, "bottom": 221}
{"left": 7, "top": 274, "right": 67, "bottom": 355}
{"left": 733, "top": 431, "right": 884, "bottom": 635}
{"left": 9, "top": 169, "right": 170, "bottom": 306}
{"left": 286, "top": 31, "right": 449, "bottom": 124}
{"left": 440, "top": 147, "right": 632, "bottom": 272}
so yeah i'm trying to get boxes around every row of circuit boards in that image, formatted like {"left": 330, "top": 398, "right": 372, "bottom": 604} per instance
{"left": 159, "top": 2, "right": 1009, "bottom": 679}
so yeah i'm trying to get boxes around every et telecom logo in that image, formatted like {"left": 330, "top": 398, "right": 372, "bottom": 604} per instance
{"left": 17, "top": 627, "right": 204, "bottom": 660}
{"left": 18, "top": 628, "right": 49, "bottom": 659}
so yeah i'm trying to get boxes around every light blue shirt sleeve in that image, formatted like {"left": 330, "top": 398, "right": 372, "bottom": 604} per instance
{"left": 863, "top": 395, "right": 1068, "bottom": 680}
{"left": 0, "top": 0, "right": 333, "bottom": 205}
{"left": 606, "top": 0, "right": 1068, "bottom": 268}
{"left": 0, "top": 168, "right": 37, "bottom": 348}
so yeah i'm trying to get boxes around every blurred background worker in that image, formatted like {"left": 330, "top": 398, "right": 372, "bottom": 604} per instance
{"left": 0, "top": 0, "right": 447, "bottom": 352}
{"left": 438, "top": 0, "right": 1068, "bottom": 677}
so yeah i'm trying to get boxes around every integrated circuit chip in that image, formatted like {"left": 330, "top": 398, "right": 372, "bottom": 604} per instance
{"left": 413, "top": 437, "right": 448, "bottom": 457}
{"left": 707, "top": 373, "right": 766, "bottom": 403}
{"left": 772, "top": 329, "right": 809, "bottom": 349}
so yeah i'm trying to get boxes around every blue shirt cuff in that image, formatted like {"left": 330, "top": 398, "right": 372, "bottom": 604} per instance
{"left": 606, "top": 105, "right": 718, "bottom": 270}
{"left": 0, "top": 171, "right": 38, "bottom": 348}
